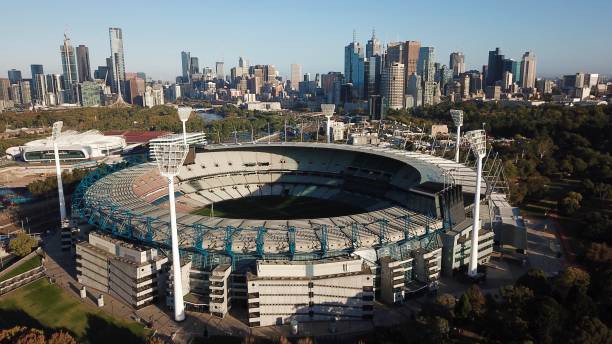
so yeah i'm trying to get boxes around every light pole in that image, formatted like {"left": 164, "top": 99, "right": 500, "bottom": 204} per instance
{"left": 52, "top": 121, "right": 67, "bottom": 223}
{"left": 464, "top": 129, "right": 486, "bottom": 278}
{"left": 321, "top": 104, "right": 335, "bottom": 144}
{"left": 177, "top": 107, "right": 192, "bottom": 145}
{"left": 450, "top": 110, "right": 463, "bottom": 163}
{"left": 153, "top": 142, "right": 190, "bottom": 322}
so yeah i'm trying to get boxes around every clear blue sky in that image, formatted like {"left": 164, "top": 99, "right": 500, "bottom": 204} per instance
{"left": 1, "top": 0, "right": 610, "bottom": 81}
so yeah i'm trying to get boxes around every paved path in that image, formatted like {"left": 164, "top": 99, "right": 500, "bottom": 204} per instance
{"left": 523, "top": 216, "right": 565, "bottom": 275}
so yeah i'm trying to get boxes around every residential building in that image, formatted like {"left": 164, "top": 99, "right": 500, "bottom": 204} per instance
{"left": 30, "top": 64, "right": 45, "bottom": 104}
{"left": 215, "top": 62, "right": 224, "bottom": 80}
{"left": 0, "top": 78, "right": 10, "bottom": 101}
{"left": 60, "top": 33, "right": 77, "bottom": 102}
{"left": 78, "top": 81, "right": 102, "bottom": 107}
{"left": 143, "top": 84, "right": 164, "bottom": 107}
{"left": 18, "top": 80, "right": 32, "bottom": 105}
{"left": 190, "top": 57, "right": 199, "bottom": 75}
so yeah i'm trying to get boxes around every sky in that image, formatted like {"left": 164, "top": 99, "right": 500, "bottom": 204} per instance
{"left": 1, "top": 0, "right": 611, "bottom": 81}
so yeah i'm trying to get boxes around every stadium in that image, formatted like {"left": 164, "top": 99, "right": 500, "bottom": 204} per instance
{"left": 71, "top": 142, "right": 522, "bottom": 326}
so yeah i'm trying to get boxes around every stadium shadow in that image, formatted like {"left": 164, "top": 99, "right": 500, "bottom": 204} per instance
{"left": 0, "top": 308, "right": 76, "bottom": 339}
{"left": 85, "top": 313, "right": 146, "bottom": 344}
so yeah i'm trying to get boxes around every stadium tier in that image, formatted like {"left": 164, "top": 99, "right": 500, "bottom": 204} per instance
{"left": 73, "top": 143, "right": 522, "bottom": 323}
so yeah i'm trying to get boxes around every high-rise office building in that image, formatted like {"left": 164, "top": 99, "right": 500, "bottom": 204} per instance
{"left": 8, "top": 69, "right": 22, "bottom": 84}
{"left": 181, "top": 51, "right": 190, "bottom": 80}
{"left": 60, "top": 33, "right": 77, "bottom": 103}
{"left": 46, "top": 74, "right": 64, "bottom": 105}
{"left": 94, "top": 65, "right": 111, "bottom": 86}
{"left": 189, "top": 57, "right": 199, "bottom": 75}
{"left": 403, "top": 41, "right": 421, "bottom": 77}
{"left": 417, "top": 47, "right": 435, "bottom": 82}
{"left": 34, "top": 74, "right": 49, "bottom": 106}
{"left": 18, "top": 80, "right": 32, "bottom": 105}
{"left": 0, "top": 78, "right": 10, "bottom": 101}
{"left": 109, "top": 27, "right": 126, "bottom": 94}
{"left": 344, "top": 34, "right": 365, "bottom": 99}
{"left": 78, "top": 81, "right": 102, "bottom": 107}
{"left": 290, "top": 64, "right": 302, "bottom": 91}
{"left": 381, "top": 62, "right": 405, "bottom": 110}
{"left": 486, "top": 48, "right": 504, "bottom": 87}
{"left": 449, "top": 52, "right": 465, "bottom": 77}
{"left": 215, "top": 62, "right": 224, "bottom": 80}
{"left": 76, "top": 45, "right": 92, "bottom": 82}
{"left": 502, "top": 59, "right": 521, "bottom": 84}
{"left": 30, "top": 64, "right": 44, "bottom": 103}
{"left": 366, "top": 29, "right": 381, "bottom": 59}
{"left": 520, "top": 51, "right": 536, "bottom": 89}
{"left": 386, "top": 42, "right": 402, "bottom": 66}
{"left": 366, "top": 55, "right": 383, "bottom": 97}
{"left": 406, "top": 74, "right": 422, "bottom": 108}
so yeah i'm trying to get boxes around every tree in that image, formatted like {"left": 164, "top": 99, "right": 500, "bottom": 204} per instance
{"left": 555, "top": 267, "right": 591, "bottom": 297}
{"left": 47, "top": 331, "right": 77, "bottom": 344}
{"left": 0, "top": 326, "right": 45, "bottom": 344}
{"left": 8, "top": 232, "right": 37, "bottom": 257}
{"left": 465, "top": 285, "right": 486, "bottom": 315}
{"left": 535, "top": 136, "right": 555, "bottom": 160}
{"left": 455, "top": 294, "right": 472, "bottom": 319}
{"left": 569, "top": 317, "right": 612, "bottom": 344}
{"left": 145, "top": 337, "right": 166, "bottom": 344}
{"left": 516, "top": 269, "right": 551, "bottom": 296}
{"left": 558, "top": 191, "right": 583, "bottom": 215}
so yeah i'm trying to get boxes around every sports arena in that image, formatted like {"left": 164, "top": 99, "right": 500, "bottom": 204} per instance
{"left": 72, "top": 142, "right": 521, "bottom": 326}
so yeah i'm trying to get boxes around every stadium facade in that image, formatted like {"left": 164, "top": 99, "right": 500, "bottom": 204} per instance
{"left": 71, "top": 143, "right": 525, "bottom": 326}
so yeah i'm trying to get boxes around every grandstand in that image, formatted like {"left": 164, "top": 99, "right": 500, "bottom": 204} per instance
{"left": 72, "top": 142, "right": 522, "bottom": 325}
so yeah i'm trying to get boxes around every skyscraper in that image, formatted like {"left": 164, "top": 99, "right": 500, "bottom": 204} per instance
{"left": 8, "top": 69, "right": 22, "bottom": 84}
{"left": 181, "top": 51, "right": 190, "bottom": 80}
{"left": 216, "top": 62, "right": 224, "bottom": 80}
{"left": 381, "top": 62, "right": 405, "bottom": 110}
{"left": 520, "top": 51, "right": 536, "bottom": 89}
{"left": 0, "top": 78, "right": 10, "bottom": 101}
{"left": 344, "top": 32, "right": 365, "bottom": 99}
{"left": 502, "top": 59, "right": 521, "bottom": 84}
{"left": 417, "top": 47, "right": 435, "bottom": 82}
{"left": 30, "top": 64, "right": 45, "bottom": 104}
{"left": 366, "top": 29, "right": 381, "bottom": 59}
{"left": 290, "top": 64, "right": 302, "bottom": 91}
{"left": 189, "top": 57, "right": 199, "bottom": 75}
{"left": 403, "top": 41, "right": 421, "bottom": 77}
{"left": 60, "top": 33, "right": 77, "bottom": 102}
{"left": 76, "top": 45, "right": 92, "bottom": 82}
{"left": 109, "top": 27, "right": 126, "bottom": 94}
{"left": 386, "top": 42, "right": 402, "bottom": 66}
{"left": 485, "top": 48, "right": 504, "bottom": 87}
{"left": 449, "top": 52, "right": 465, "bottom": 77}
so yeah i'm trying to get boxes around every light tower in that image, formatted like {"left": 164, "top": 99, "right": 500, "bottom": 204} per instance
{"left": 321, "top": 104, "right": 335, "bottom": 144}
{"left": 52, "top": 121, "right": 67, "bottom": 223}
{"left": 177, "top": 107, "right": 192, "bottom": 145}
{"left": 154, "top": 142, "right": 189, "bottom": 321}
{"left": 450, "top": 109, "right": 464, "bottom": 163}
{"left": 464, "top": 129, "right": 486, "bottom": 278}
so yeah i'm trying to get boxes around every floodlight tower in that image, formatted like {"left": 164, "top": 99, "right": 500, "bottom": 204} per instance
{"left": 464, "top": 129, "right": 486, "bottom": 278}
{"left": 450, "top": 109, "right": 464, "bottom": 163}
{"left": 52, "top": 121, "right": 67, "bottom": 222}
{"left": 154, "top": 143, "right": 189, "bottom": 321}
{"left": 177, "top": 107, "right": 192, "bottom": 145}
{"left": 321, "top": 104, "right": 335, "bottom": 144}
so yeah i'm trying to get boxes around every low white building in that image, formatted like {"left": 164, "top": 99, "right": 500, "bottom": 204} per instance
{"left": 76, "top": 232, "right": 168, "bottom": 309}
{"left": 245, "top": 101, "right": 281, "bottom": 112}
{"left": 19, "top": 130, "right": 126, "bottom": 162}
{"left": 246, "top": 257, "right": 374, "bottom": 327}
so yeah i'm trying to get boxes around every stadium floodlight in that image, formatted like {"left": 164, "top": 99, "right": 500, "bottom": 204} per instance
{"left": 52, "top": 121, "right": 67, "bottom": 223}
{"left": 464, "top": 129, "right": 486, "bottom": 278}
{"left": 153, "top": 142, "right": 189, "bottom": 322}
{"left": 450, "top": 109, "right": 464, "bottom": 163}
{"left": 321, "top": 104, "right": 335, "bottom": 144}
{"left": 177, "top": 107, "right": 192, "bottom": 145}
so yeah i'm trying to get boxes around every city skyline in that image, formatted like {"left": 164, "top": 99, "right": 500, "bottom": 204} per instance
{"left": 1, "top": 0, "right": 611, "bottom": 81}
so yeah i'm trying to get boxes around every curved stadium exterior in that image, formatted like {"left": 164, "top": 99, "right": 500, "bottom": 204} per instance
{"left": 73, "top": 143, "right": 518, "bottom": 326}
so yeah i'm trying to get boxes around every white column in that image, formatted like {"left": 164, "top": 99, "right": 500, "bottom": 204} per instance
{"left": 325, "top": 115, "right": 332, "bottom": 144}
{"left": 455, "top": 125, "right": 461, "bottom": 163}
{"left": 181, "top": 121, "right": 187, "bottom": 145}
{"left": 468, "top": 156, "right": 483, "bottom": 277}
{"left": 168, "top": 179, "right": 185, "bottom": 321}
{"left": 53, "top": 142, "right": 66, "bottom": 222}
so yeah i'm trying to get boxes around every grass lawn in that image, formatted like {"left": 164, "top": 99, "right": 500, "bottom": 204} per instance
{"left": 0, "top": 278, "right": 151, "bottom": 344}
{"left": 190, "top": 195, "right": 366, "bottom": 220}
{"left": 0, "top": 255, "right": 42, "bottom": 282}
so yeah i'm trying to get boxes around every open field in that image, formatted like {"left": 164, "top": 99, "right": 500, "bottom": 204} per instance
{"left": 190, "top": 195, "right": 366, "bottom": 220}
{"left": 0, "top": 279, "right": 151, "bottom": 343}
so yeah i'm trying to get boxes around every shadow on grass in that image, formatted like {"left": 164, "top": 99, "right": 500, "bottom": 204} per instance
{"left": 0, "top": 308, "right": 74, "bottom": 338}
{"left": 85, "top": 314, "right": 146, "bottom": 344}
